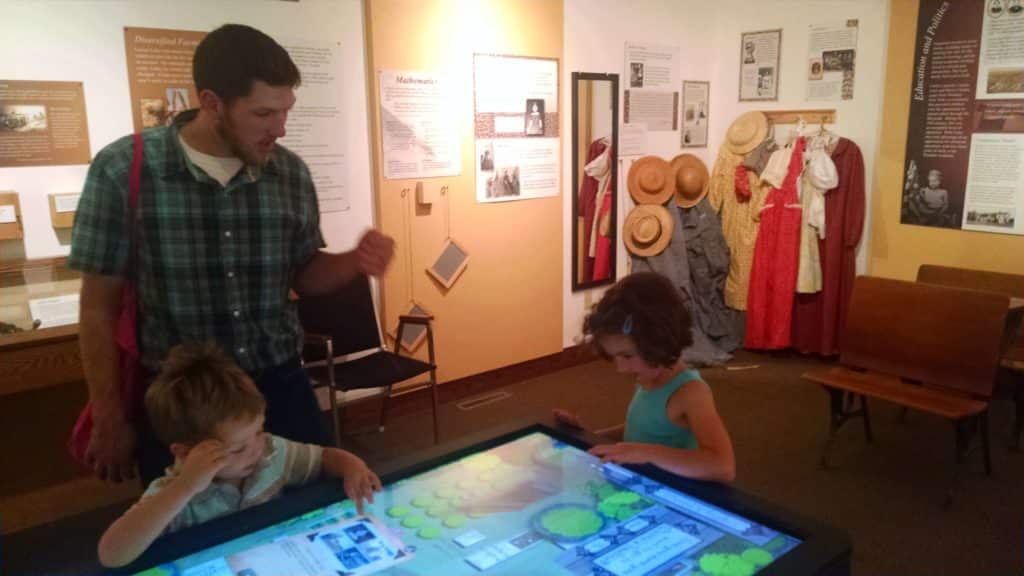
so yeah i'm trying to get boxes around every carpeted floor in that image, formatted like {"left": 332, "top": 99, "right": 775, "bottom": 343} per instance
{"left": 339, "top": 350, "right": 1024, "bottom": 576}
{"left": 6, "top": 351, "right": 1022, "bottom": 574}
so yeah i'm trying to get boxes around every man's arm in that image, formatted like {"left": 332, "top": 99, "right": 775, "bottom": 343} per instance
{"left": 80, "top": 272, "right": 137, "bottom": 483}
{"left": 292, "top": 230, "right": 395, "bottom": 297}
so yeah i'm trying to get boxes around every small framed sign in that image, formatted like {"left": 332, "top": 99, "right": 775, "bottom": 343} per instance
{"left": 48, "top": 193, "right": 81, "bottom": 229}
{"left": 426, "top": 238, "right": 469, "bottom": 290}
{"left": 388, "top": 300, "right": 431, "bottom": 353}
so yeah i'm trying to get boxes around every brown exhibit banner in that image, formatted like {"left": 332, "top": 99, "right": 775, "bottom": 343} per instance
{"left": 901, "top": 0, "right": 1024, "bottom": 235}
{"left": 0, "top": 80, "right": 91, "bottom": 167}
{"left": 124, "top": 27, "right": 206, "bottom": 132}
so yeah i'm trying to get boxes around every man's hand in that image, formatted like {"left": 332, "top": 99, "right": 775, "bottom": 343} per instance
{"left": 176, "top": 440, "right": 229, "bottom": 495}
{"left": 588, "top": 442, "right": 653, "bottom": 465}
{"left": 353, "top": 230, "right": 395, "bottom": 277}
{"left": 85, "top": 411, "right": 138, "bottom": 483}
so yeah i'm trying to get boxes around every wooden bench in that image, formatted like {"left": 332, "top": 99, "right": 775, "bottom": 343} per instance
{"left": 916, "top": 264, "right": 1024, "bottom": 448}
{"left": 802, "top": 276, "right": 1009, "bottom": 487}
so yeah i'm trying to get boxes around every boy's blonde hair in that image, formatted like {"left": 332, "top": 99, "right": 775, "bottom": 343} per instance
{"left": 145, "top": 341, "right": 266, "bottom": 446}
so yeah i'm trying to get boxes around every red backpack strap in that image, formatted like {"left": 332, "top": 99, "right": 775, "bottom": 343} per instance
{"left": 127, "top": 133, "right": 144, "bottom": 276}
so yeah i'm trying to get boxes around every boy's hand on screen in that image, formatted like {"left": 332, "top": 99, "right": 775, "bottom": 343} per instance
{"left": 178, "top": 440, "right": 229, "bottom": 495}
{"left": 342, "top": 455, "right": 382, "bottom": 515}
{"left": 588, "top": 442, "right": 651, "bottom": 465}
{"left": 552, "top": 408, "right": 585, "bottom": 429}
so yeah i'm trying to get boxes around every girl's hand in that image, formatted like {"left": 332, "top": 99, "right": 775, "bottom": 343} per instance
{"left": 341, "top": 454, "right": 382, "bottom": 515}
{"left": 588, "top": 442, "right": 652, "bottom": 465}
{"left": 177, "top": 440, "right": 229, "bottom": 495}
{"left": 552, "top": 408, "right": 585, "bottom": 429}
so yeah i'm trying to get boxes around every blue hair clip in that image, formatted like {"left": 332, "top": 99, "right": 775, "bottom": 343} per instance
{"left": 622, "top": 315, "right": 634, "bottom": 335}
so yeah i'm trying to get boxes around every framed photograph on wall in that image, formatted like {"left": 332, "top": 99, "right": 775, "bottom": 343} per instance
{"left": 681, "top": 80, "right": 710, "bottom": 148}
{"left": 739, "top": 29, "right": 782, "bottom": 102}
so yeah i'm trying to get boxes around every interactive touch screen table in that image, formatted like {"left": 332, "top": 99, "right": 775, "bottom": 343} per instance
{"left": 114, "top": 422, "right": 850, "bottom": 576}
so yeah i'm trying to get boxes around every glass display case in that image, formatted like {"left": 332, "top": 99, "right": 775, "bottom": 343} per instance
{"left": 0, "top": 257, "right": 81, "bottom": 336}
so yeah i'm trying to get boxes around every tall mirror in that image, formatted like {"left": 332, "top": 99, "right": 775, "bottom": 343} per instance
{"left": 572, "top": 72, "right": 619, "bottom": 292}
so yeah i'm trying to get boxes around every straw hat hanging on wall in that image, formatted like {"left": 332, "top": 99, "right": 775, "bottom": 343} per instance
{"left": 670, "top": 153, "right": 710, "bottom": 208}
{"left": 627, "top": 155, "right": 674, "bottom": 205}
{"left": 623, "top": 204, "right": 673, "bottom": 257}
{"left": 724, "top": 111, "right": 769, "bottom": 155}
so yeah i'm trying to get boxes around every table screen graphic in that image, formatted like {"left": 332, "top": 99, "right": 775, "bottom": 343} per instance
{"left": 135, "top": 432, "right": 800, "bottom": 576}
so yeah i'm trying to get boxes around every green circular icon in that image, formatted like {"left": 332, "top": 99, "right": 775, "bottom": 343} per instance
{"left": 418, "top": 525, "right": 442, "bottom": 539}
{"left": 401, "top": 515, "right": 425, "bottom": 528}
{"left": 411, "top": 495, "right": 434, "bottom": 508}
{"left": 741, "top": 548, "right": 773, "bottom": 567}
{"left": 443, "top": 514, "right": 468, "bottom": 529}
{"left": 387, "top": 506, "right": 411, "bottom": 518}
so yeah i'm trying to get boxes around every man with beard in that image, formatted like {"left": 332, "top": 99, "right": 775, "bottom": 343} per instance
{"left": 70, "top": 24, "right": 394, "bottom": 485}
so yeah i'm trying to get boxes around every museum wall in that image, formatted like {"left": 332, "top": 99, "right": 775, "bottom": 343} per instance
{"left": 561, "top": 0, "right": 718, "bottom": 346}
{"left": 365, "top": 0, "right": 565, "bottom": 383}
{"left": 0, "top": 0, "right": 376, "bottom": 261}
{"left": 869, "top": 0, "right": 1024, "bottom": 280}
{"left": 561, "top": 0, "right": 891, "bottom": 346}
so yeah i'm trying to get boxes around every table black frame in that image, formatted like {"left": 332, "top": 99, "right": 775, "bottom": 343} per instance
{"left": 110, "top": 420, "right": 851, "bottom": 576}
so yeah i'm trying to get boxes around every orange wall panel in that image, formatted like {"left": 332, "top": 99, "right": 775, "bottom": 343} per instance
{"left": 365, "top": 0, "right": 565, "bottom": 383}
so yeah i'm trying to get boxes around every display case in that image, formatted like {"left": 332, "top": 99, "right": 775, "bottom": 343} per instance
{"left": 0, "top": 257, "right": 139, "bottom": 535}
{"left": 0, "top": 256, "right": 81, "bottom": 335}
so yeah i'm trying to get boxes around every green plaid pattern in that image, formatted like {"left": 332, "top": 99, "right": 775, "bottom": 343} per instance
{"left": 70, "top": 110, "right": 324, "bottom": 373}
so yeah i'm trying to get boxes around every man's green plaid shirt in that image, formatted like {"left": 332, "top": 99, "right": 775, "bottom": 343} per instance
{"left": 69, "top": 110, "right": 324, "bottom": 373}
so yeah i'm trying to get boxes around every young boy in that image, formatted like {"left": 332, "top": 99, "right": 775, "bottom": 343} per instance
{"left": 98, "top": 342, "right": 382, "bottom": 568}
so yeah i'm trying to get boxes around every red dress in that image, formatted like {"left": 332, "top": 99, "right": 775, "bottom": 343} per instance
{"left": 579, "top": 138, "right": 611, "bottom": 282}
{"left": 746, "top": 138, "right": 806, "bottom": 350}
{"left": 791, "top": 138, "right": 865, "bottom": 355}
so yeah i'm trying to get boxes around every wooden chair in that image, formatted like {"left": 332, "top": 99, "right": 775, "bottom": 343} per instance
{"left": 917, "top": 264, "right": 1024, "bottom": 447}
{"left": 802, "top": 276, "right": 1008, "bottom": 488}
{"left": 297, "top": 275, "right": 439, "bottom": 446}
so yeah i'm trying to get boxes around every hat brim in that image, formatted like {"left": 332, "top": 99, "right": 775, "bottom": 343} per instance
{"left": 623, "top": 205, "right": 673, "bottom": 257}
{"left": 670, "top": 154, "right": 709, "bottom": 208}
{"left": 627, "top": 156, "right": 675, "bottom": 205}
{"left": 725, "top": 112, "right": 769, "bottom": 155}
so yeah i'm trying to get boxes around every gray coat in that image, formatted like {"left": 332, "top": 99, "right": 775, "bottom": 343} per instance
{"left": 631, "top": 198, "right": 742, "bottom": 366}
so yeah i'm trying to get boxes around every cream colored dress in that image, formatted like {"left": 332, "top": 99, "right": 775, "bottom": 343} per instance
{"left": 795, "top": 139, "right": 838, "bottom": 294}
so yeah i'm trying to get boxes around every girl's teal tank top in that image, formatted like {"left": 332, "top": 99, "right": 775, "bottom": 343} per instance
{"left": 623, "top": 369, "right": 701, "bottom": 450}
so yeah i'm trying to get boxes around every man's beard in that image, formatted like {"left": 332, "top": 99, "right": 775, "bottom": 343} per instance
{"left": 217, "top": 113, "right": 266, "bottom": 166}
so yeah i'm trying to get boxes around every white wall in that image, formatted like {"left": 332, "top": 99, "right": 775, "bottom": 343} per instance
{"left": 0, "top": 0, "right": 375, "bottom": 262}
{"left": 562, "top": 0, "right": 890, "bottom": 347}
{"left": 709, "top": 0, "right": 890, "bottom": 274}
{"left": 562, "top": 0, "right": 720, "bottom": 347}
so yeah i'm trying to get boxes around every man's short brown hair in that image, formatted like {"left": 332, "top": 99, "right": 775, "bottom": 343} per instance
{"left": 193, "top": 24, "right": 301, "bottom": 105}
{"left": 583, "top": 272, "right": 694, "bottom": 368}
{"left": 145, "top": 341, "right": 266, "bottom": 446}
